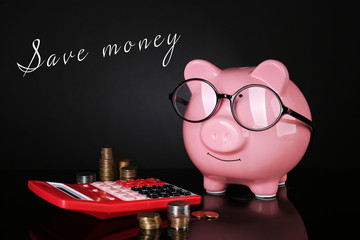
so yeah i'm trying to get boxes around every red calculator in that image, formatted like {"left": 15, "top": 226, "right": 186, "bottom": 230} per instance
{"left": 28, "top": 178, "right": 201, "bottom": 219}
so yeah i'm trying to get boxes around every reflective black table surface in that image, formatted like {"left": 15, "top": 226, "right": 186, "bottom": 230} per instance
{"left": 3, "top": 168, "right": 359, "bottom": 239}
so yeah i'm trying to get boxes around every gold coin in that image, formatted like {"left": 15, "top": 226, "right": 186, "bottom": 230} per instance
{"left": 121, "top": 166, "right": 137, "bottom": 180}
{"left": 99, "top": 149, "right": 116, "bottom": 181}
{"left": 118, "top": 159, "right": 131, "bottom": 180}
{"left": 170, "top": 214, "right": 188, "bottom": 230}
{"left": 204, "top": 211, "right": 219, "bottom": 219}
{"left": 101, "top": 147, "right": 114, "bottom": 159}
{"left": 119, "top": 159, "right": 131, "bottom": 165}
{"left": 191, "top": 211, "right": 206, "bottom": 219}
{"left": 137, "top": 211, "right": 160, "bottom": 219}
{"left": 137, "top": 211, "right": 162, "bottom": 230}
{"left": 122, "top": 166, "right": 137, "bottom": 171}
{"left": 168, "top": 201, "right": 190, "bottom": 207}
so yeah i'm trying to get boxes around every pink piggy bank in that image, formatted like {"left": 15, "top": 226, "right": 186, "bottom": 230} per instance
{"left": 170, "top": 59, "right": 313, "bottom": 199}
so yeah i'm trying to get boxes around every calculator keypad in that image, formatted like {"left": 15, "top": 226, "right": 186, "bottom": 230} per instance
{"left": 91, "top": 178, "right": 193, "bottom": 201}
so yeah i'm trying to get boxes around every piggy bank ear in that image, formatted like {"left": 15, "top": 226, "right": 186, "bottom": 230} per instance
{"left": 251, "top": 60, "right": 289, "bottom": 93}
{"left": 184, "top": 59, "right": 221, "bottom": 80}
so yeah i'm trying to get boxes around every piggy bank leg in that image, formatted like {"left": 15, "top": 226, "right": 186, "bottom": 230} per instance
{"left": 278, "top": 174, "right": 287, "bottom": 186}
{"left": 203, "top": 176, "right": 227, "bottom": 195}
{"left": 249, "top": 181, "right": 279, "bottom": 200}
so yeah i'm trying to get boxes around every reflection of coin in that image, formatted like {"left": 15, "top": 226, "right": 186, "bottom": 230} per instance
{"left": 191, "top": 211, "right": 206, "bottom": 219}
{"left": 139, "top": 228, "right": 162, "bottom": 240}
{"left": 204, "top": 211, "right": 219, "bottom": 219}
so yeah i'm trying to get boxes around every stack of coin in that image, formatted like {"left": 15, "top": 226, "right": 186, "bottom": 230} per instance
{"left": 121, "top": 166, "right": 137, "bottom": 180}
{"left": 170, "top": 214, "right": 188, "bottom": 230}
{"left": 167, "top": 201, "right": 190, "bottom": 223}
{"left": 99, "top": 147, "right": 116, "bottom": 181}
{"left": 118, "top": 159, "right": 131, "bottom": 180}
{"left": 76, "top": 172, "right": 96, "bottom": 183}
{"left": 137, "top": 212, "right": 162, "bottom": 230}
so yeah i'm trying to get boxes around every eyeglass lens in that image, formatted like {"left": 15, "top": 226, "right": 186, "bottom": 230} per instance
{"left": 233, "top": 86, "right": 282, "bottom": 130}
{"left": 173, "top": 80, "right": 217, "bottom": 122}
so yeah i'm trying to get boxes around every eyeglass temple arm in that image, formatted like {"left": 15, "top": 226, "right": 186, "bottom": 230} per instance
{"left": 168, "top": 93, "right": 189, "bottom": 106}
{"left": 283, "top": 106, "right": 314, "bottom": 130}
{"left": 283, "top": 106, "right": 315, "bottom": 151}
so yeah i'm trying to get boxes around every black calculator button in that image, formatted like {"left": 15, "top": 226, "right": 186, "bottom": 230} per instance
{"left": 146, "top": 193, "right": 159, "bottom": 198}
{"left": 131, "top": 187, "right": 141, "bottom": 191}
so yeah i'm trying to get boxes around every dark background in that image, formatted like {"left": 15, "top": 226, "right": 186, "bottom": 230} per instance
{"left": 1, "top": 0, "right": 358, "bottom": 170}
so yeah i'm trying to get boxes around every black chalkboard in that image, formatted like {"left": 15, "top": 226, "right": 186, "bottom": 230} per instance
{"left": 1, "top": 1, "right": 358, "bottom": 170}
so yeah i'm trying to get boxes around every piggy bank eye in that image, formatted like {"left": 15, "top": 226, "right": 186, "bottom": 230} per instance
{"left": 238, "top": 94, "right": 243, "bottom": 98}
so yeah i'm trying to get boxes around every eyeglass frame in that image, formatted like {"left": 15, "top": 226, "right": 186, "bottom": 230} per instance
{"left": 169, "top": 78, "right": 314, "bottom": 132}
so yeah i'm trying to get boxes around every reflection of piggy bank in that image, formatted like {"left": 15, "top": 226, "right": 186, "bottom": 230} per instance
{"left": 170, "top": 59, "right": 313, "bottom": 198}
{"left": 188, "top": 187, "right": 308, "bottom": 240}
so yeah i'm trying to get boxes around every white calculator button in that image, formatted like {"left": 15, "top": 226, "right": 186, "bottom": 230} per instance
{"left": 121, "top": 195, "right": 135, "bottom": 201}
{"left": 92, "top": 182, "right": 102, "bottom": 186}
{"left": 135, "top": 195, "right": 147, "bottom": 200}
{"left": 112, "top": 193, "right": 123, "bottom": 198}
{"left": 108, "top": 189, "right": 119, "bottom": 194}
{"left": 104, "top": 181, "right": 116, "bottom": 185}
{"left": 128, "top": 192, "right": 140, "bottom": 197}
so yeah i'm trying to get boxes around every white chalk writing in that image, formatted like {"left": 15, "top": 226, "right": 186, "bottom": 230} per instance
{"left": 102, "top": 33, "right": 181, "bottom": 67}
{"left": 17, "top": 33, "right": 181, "bottom": 77}
{"left": 17, "top": 39, "right": 89, "bottom": 77}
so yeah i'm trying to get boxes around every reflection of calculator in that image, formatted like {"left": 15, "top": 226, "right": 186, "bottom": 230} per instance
{"left": 28, "top": 178, "right": 201, "bottom": 219}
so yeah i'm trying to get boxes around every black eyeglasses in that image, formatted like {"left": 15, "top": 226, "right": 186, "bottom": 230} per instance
{"left": 169, "top": 78, "right": 314, "bottom": 132}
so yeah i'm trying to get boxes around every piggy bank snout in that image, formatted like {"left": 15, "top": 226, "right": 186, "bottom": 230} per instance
{"left": 200, "top": 118, "right": 247, "bottom": 153}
